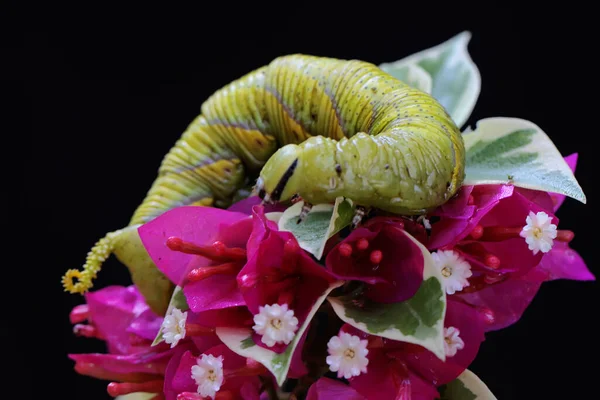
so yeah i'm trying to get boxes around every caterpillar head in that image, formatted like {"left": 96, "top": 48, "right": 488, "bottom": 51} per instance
{"left": 256, "top": 144, "right": 302, "bottom": 204}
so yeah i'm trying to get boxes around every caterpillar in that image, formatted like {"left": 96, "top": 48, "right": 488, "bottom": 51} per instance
{"left": 62, "top": 54, "right": 465, "bottom": 314}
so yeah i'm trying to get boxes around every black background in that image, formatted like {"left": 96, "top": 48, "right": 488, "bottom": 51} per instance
{"left": 5, "top": 2, "right": 599, "bottom": 399}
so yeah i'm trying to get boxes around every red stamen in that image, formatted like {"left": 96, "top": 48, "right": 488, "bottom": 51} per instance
{"left": 369, "top": 250, "right": 383, "bottom": 264}
{"left": 69, "top": 304, "right": 89, "bottom": 324}
{"left": 73, "top": 324, "right": 104, "bottom": 339}
{"left": 469, "top": 225, "right": 483, "bottom": 240}
{"left": 467, "top": 195, "right": 475, "bottom": 205}
{"left": 185, "top": 323, "right": 215, "bottom": 336}
{"left": 479, "top": 226, "right": 523, "bottom": 242}
{"left": 339, "top": 243, "right": 353, "bottom": 257}
{"left": 484, "top": 254, "right": 501, "bottom": 269}
{"left": 185, "top": 262, "right": 240, "bottom": 284}
{"left": 282, "top": 239, "right": 299, "bottom": 274}
{"left": 557, "top": 229, "right": 575, "bottom": 242}
{"left": 166, "top": 237, "right": 246, "bottom": 262}
{"left": 74, "top": 361, "right": 161, "bottom": 382}
{"left": 107, "top": 380, "right": 164, "bottom": 397}
{"left": 356, "top": 238, "right": 369, "bottom": 250}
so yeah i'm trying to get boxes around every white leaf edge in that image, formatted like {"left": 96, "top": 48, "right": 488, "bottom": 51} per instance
{"left": 453, "top": 369, "right": 498, "bottom": 399}
{"left": 463, "top": 117, "right": 587, "bottom": 203}
{"left": 379, "top": 31, "right": 481, "bottom": 129}
{"left": 328, "top": 230, "right": 447, "bottom": 361}
{"left": 216, "top": 281, "right": 344, "bottom": 386}
{"left": 277, "top": 201, "right": 335, "bottom": 258}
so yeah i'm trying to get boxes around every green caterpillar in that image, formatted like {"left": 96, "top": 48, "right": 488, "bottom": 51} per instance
{"left": 62, "top": 54, "right": 465, "bottom": 314}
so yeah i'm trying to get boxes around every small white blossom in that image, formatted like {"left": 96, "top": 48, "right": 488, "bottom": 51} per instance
{"left": 431, "top": 250, "right": 472, "bottom": 295}
{"left": 520, "top": 211, "right": 557, "bottom": 254}
{"left": 326, "top": 332, "right": 369, "bottom": 379}
{"left": 443, "top": 326, "right": 465, "bottom": 357}
{"left": 191, "top": 354, "right": 224, "bottom": 399}
{"left": 252, "top": 303, "right": 299, "bottom": 347}
{"left": 161, "top": 307, "right": 187, "bottom": 348}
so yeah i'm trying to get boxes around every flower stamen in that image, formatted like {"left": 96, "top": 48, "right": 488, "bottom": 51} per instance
{"left": 107, "top": 379, "right": 164, "bottom": 397}
{"left": 167, "top": 237, "right": 246, "bottom": 262}
{"left": 185, "top": 262, "right": 240, "bottom": 284}
{"left": 339, "top": 243, "right": 353, "bottom": 257}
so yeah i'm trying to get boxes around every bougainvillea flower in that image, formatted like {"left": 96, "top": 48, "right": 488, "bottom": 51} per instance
{"left": 237, "top": 206, "right": 337, "bottom": 348}
{"left": 306, "top": 378, "right": 366, "bottom": 400}
{"left": 139, "top": 206, "right": 256, "bottom": 312}
{"left": 456, "top": 241, "right": 595, "bottom": 331}
{"left": 69, "top": 285, "right": 177, "bottom": 398}
{"left": 430, "top": 184, "right": 558, "bottom": 278}
{"left": 326, "top": 217, "right": 424, "bottom": 303}
{"left": 166, "top": 344, "right": 262, "bottom": 399}
{"left": 75, "top": 285, "right": 161, "bottom": 354}
{"left": 325, "top": 299, "right": 485, "bottom": 400}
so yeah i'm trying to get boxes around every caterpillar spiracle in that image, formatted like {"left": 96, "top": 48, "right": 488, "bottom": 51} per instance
{"left": 62, "top": 54, "right": 465, "bottom": 314}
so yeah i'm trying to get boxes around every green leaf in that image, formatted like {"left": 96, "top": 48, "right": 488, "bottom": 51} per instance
{"left": 216, "top": 281, "right": 343, "bottom": 386}
{"left": 439, "top": 369, "right": 497, "bottom": 399}
{"left": 379, "top": 31, "right": 481, "bottom": 129}
{"left": 463, "top": 117, "right": 586, "bottom": 203}
{"left": 151, "top": 285, "right": 189, "bottom": 346}
{"left": 328, "top": 230, "right": 447, "bottom": 360}
{"left": 278, "top": 197, "right": 354, "bottom": 260}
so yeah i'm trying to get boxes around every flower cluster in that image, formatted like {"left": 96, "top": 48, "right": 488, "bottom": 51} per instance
{"left": 67, "top": 155, "right": 593, "bottom": 399}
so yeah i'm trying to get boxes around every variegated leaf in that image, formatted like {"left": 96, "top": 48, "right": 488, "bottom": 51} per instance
{"left": 379, "top": 31, "right": 481, "bottom": 128}
{"left": 328, "top": 231, "right": 447, "bottom": 360}
{"left": 463, "top": 117, "right": 586, "bottom": 203}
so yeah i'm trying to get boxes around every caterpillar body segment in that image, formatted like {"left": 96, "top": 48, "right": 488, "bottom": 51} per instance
{"left": 62, "top": 54, "right": 465, "bottom": 314}
{"left": 255, "top": 55, "right": 465, "bottom": 215}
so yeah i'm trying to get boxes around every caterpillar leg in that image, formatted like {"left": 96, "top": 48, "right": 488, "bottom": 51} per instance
{"left": 351, "top": 206, "right": 368, "bottom": 228}
{"left": 296, "top": 202, "right": 313, "bottom": 224}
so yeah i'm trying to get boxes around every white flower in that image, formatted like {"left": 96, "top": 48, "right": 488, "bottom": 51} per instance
{"left": 252, "top": 303, "right": 299, "bottom": 347}
{"left": 326, "top": 332, "right": 369, "bottom": 379}
{"left": 431, "top": 250, "right": 472, "bottom": 295}
{"left": 191, "top": 354, "right": 224, "bottom": 399}
{"left": 520, "top": 211, "right": 557, "bottom": 254}
{"left": 443, "top": 326, "right": 465, "bottom": 357}
{"left": 161, "top": 307, "right": 187, "bottom": 348}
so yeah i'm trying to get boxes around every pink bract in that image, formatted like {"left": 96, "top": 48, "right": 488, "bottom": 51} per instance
{"left": 307, "top": 378, "right": 366, "bottom": 400}
{"left": 84, "top": 285, "right": 156, "bottom": 354}
{"left": 326, "top": 219, "right": 424, "bottom": 303}
{"left": 138, "top": 205, "right": 250, "bottom": 285}
{"left": 168, "top": 345, "right": 261, "bottom": 399}
{"left": 237, "top": 206, "right": 337, "bottom": 326}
